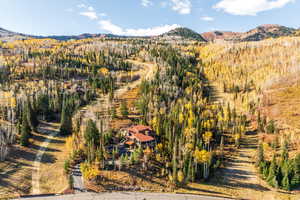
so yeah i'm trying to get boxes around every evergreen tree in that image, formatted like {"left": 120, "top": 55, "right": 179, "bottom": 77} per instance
{"left": 281, "top": 140, "right": 289, "bottom": 161}
{"left": 60, "top": 98, "right": 72, "bottom": 135}
{"left": 291, "top": 154, "right": 300, "bottom": 188}
{"left": 26, "top": 100, "right": 39, "bottom": 131}
{"left": 266, "top": 120, "right": 276, "bottom": 134}
{"left": 172, "top": 134, "right": 178, "bottom": 184}
{"left": 267, "top": 155, "right": 279, "bottom": 188}
{"left": 256, "top": 143, "right": 264, "bottom": 167}
{"left": 85, "top": 119, "right": 100, "bottom": 146}
{"left": 20, "top": 111, "right": 31, "bottom": 146}
{"left": 120, "top": 101, "right": 129, "bottom": 118}
{"left": 281, "top": 173, "right": 291, "bottom": 191}
{"left": 111, "top": 106, "right": 117, "bottom": 119}
{"left": 260, "top": 161, "right": 269, "bottom": 178}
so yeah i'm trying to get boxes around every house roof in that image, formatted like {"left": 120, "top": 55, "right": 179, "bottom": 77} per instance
{"left": 128, "top": 125, "right": 152, "bottom": 134}
{"left": 133, "top": 133, "right": 155, "bottom": 143}
{"left": 125, "top": 140, "right": 135, "bottom": 145}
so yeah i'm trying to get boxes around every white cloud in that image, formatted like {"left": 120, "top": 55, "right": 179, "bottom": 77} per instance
{"left": 80, "top": 11, "right": 98, "bottom": 20}
{"left": 87, "top": 6, "right": 94, "bottom": 11}
{"left": 170, "top": 0, "right": 192, "bottom": 14}
{"left": 77, "top": 4, "right": 86, "bottom": 8}
{"left": 201, "top": 16, "right": 214, "bottom": 21}
{"left": 98, "top": 20, "right": 124, "bottom": 35}
{"left": 141, "top": 0, "right": 153, "bottom": 7}
{"left": 78, "top": 5, "right": 98, "bottom": 20}
{"left": 98, "top": 20, "right": 180, "bottom": 36}
{"left": 214, "top": 0, "right": 294, "bottom": 16}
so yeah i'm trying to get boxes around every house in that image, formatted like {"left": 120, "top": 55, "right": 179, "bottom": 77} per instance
{"left": 123, "top": 125, "right": 156, "bottom": 149}
{"left": 127, "top": 125, "right": 154, "bottom": 136}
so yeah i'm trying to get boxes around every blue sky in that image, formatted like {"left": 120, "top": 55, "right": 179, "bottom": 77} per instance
{"left": 0, "top": 0, "right": 299, "bottom": 36}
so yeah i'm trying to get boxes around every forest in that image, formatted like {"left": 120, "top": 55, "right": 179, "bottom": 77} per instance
{"left": 1, "top": 33, "right": 300, "bottom": 199}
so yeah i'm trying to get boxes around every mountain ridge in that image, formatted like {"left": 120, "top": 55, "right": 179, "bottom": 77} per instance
{"left": 0, "top": 24, "right": 299, "bottom": 42}
{"left": 201, "top": 24, "right": 297, "bottom": 42}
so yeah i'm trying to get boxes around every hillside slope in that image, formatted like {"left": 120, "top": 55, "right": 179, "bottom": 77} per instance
{"left": 201, "top": 24, "right": 297, "bottom": 42}
{"left": 0, "top": 27, "right": 28, "bottom": 41}
{"left": 162, "top": 27, "right": 207, "bottom": 42}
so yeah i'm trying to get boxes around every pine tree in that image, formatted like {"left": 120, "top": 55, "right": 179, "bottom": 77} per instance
{"left": 60, "top": 98, "right": 72, "bottom": 135}
{"left": 281, "top": 140, "right": 289, "bottom": 161}
{"left": 266, "top": 120, "right": 276, "bottom": 134}
{"left": 172, "top": 133, "right": 178, "bottom": 184}
{"left": 256, "top": 143, "right": 264, "bottom": 167}
{"left": 26, "top": 100, "right": 39, "bottom": 131}
{"left": 282, "top": 173, "right": 291, "bottom": 191}
{"left": 20, "top": 111, "right": 31, "bottom": 146}
{"left": 120, "top": 101, "right": 129, "bottom": 118}
{"left": 262, "top": 162, "right": 269, "bottom": 179}
{"left": 85, "top": 120, "right": 100, "bottom": 146}
{"left": 111, "top": 106, "right": 117, "bottom": 119}
{"left": 291, "top": 154, "right": 300, "bottom": 188}
{"left": 267, "top": 155, "right": 279, "bottom": 188}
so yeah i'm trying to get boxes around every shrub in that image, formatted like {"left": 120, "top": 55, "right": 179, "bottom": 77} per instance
{"left": 266, "top": 120, "right": 276, "bottom": 134}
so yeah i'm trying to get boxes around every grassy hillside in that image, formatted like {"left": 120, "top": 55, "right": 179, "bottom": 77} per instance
{"left": 198, "top": 36, "right": 300, "bottom": 161}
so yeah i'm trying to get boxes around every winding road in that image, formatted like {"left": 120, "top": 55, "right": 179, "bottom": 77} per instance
{"left": 31, "top": 123, "right": 60, "bottom": 194}
{"left": 71, "top": 60, "right": 157, "bottom": 192}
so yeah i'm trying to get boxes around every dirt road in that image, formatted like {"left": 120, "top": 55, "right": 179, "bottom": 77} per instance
{"left": 31, "top": 123, "right": 60, "bottom": 194}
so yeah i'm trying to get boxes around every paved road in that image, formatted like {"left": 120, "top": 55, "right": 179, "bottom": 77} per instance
{"left": 18, "top": 192, "right": 231, "bottom": 200}
{"left": 72, "top": 164, "right": 86, "bottom": 193}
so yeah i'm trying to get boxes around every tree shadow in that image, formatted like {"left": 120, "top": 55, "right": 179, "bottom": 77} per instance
{"left": 29, "top": 143, "right": 61, "bottom": 153}
{"left": 9, "top": 146, "right": 36, "bottom": 162}
{"left": 39, "top": 152, "right": 57, "bottom": 164}
{"left": 180, "top": 185, "right": 232, "bottom": 199}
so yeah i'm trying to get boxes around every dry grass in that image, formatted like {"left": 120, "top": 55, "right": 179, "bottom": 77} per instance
{"left": 86, "top": 166, "right": 170, "bottom": 193}
{"left": 37, "top": 125, "right": 70, "bottom": 194}
{"left": 0, "top": 123, "right": 69, "bottom": 198}
{"left": 176, "top": 182, "right": 300, "bottom": 200}
{"left": 0, "top": 146, "right": 36, "bottom": 198}
{"left": 109, "top": 87, "right": 140, "bottom": 131}
{"left": 263, "top": 85, "right": 300, "bottom": 130}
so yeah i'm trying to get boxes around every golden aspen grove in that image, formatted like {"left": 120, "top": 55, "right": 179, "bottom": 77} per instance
{"left": 0, "top": 21, "right": 300, "bottom": 200}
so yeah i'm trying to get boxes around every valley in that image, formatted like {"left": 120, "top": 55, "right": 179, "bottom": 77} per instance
{"left": 0, "top": 24, "right": 300, "bottom": 200}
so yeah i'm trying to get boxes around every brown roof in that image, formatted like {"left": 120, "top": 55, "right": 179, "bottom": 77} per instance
{"left": 132, "top": 133, "right": 155, "bottom": 143}
{"left": 128, "top": 125, "right": 152, "bottom": 134}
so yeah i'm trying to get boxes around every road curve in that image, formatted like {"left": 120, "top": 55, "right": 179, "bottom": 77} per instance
{"left": 32, "top": 123, "right": 60, "bottom": 194}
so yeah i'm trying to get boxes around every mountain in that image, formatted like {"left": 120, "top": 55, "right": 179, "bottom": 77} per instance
{"left": 201, "top": 31, "right": 242, "bottom": 42}
{"left": 0, "top": 27, "right": 16, "bottom": 37}
{"left": 0, "top": 28, "right": 123, "bottom": 42}
{"left": 1, "top": 25, "right": 298, "bottom": 43}
{"left": 239, "top": 24, "right": 296, "bottom": 41}
{"left": 161, "top": 27, "right": 207, "bottom": 42}
{"left": 0, "top": 27, "right": 28, "bottom": 41}
{"left": 202, "top": 24, "right": 297, "bottom": 42}
{"left": 43, "top": 33, "right": 132, "bottom": 40}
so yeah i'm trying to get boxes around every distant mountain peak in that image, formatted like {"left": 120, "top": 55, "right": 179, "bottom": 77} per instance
{"left": 202, "top": 24, "right": 297, "bottom": 42}
{"left": 162, "top": 27, "right": 206, "bottom": 42}
{"left": 258, "top": 24, "right": 281, "bottom": 28}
